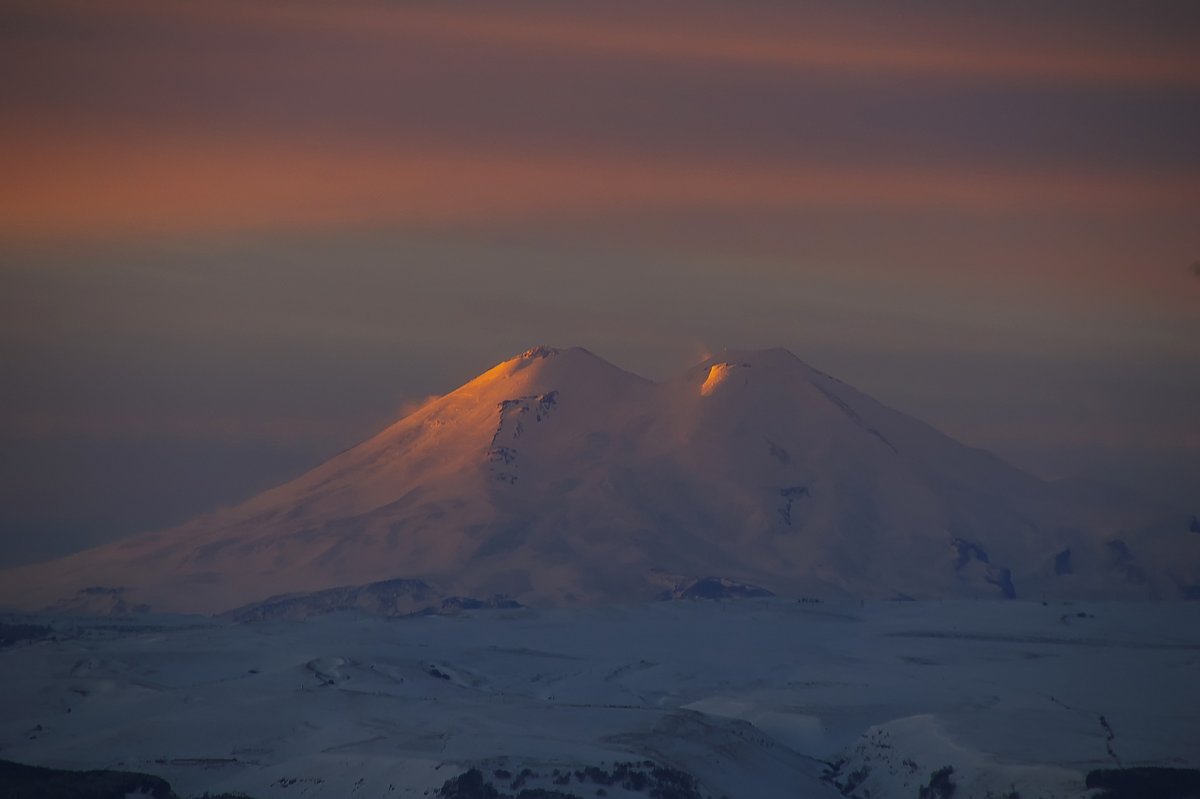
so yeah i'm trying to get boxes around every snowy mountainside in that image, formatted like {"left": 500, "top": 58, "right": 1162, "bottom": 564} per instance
{"left": 1, "top": 345, "right": 1196, "bottom": 615}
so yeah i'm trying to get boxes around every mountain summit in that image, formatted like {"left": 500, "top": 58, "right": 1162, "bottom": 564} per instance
{"left": 3, "top": 346, "right": 1197, "bottom": 614}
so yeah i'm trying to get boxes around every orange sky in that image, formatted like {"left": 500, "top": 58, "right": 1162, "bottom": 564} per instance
{"left": 5, "top": 129, "right": 1197, "bottom": 237}
{"left": 3, "top": 1, "right": 1197, "bottom": 300}
{"left": 0, "top": 0, "right": 1198, "bottom": 562}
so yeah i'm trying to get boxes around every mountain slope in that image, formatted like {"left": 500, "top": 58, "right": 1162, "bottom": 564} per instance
{"left": 2, "top": 346, "right": 1197, "bottom": 614}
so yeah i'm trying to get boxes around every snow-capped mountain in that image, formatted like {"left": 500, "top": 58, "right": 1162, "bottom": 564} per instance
{"left": 3, "top": 346, "right": 1197, "bottom": 614}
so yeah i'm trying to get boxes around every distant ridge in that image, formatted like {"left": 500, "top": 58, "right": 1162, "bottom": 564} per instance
{"left": 2, "top": 346, "right": 1197, "bottom": 615}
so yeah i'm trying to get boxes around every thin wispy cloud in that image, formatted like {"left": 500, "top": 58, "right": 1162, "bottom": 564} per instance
{"left": 15, "top": 1, "right": 1199, "bottom": 87}
{"left": 1, "top": 0, "right": 1197, "bottom": 552}
{"left": 4, "top": 131, "right": 1196, "bottom": 239}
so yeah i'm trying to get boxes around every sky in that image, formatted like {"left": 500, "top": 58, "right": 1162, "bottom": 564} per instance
{"left": 1, "top": 0, "right": 1198, "bottom": 566}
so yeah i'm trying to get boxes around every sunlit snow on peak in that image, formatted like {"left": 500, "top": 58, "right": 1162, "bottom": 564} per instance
{"left": 700, "top": 362, "right": 749, "bottom": 396}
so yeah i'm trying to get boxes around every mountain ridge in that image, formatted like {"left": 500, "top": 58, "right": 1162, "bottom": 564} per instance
{"left": 2, "top": 345, "right": 1197, "bottom": 615}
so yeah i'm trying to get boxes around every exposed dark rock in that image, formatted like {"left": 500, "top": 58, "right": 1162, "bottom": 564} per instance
{"left": 438, "top": 761, "right": 700, "bottom": 799}
{"left": 811, "top": 383, "right": 899, "bottom": 454}
{"left": 45, "top": 587, "right": 150, "bottom": 616}
{"left": 439, "top": 768, "right": 501, "bottom": 799}
{"left": 1054, "top": 548, "right": 1073, "bottom": 576}
{"left": 0, "top": 623, "right": 51, "bottom": 648}
{"left": 951, "top": 538, "right": 990, "bottom": 570}
{"left": 1085, "top": 766, "right": 1200, "bottom": 799}
{"left": 0, "top": 758, "right": 181, "bottom": 799}
{"left": 425, "top": 664, "right": 452, "bottom": 681}
{"left": 1107, "top": 539, "right": 1132, "bottom": 562}
{"left": 488, "top": 446, "right": 518, "bottom": 465}
{"left": 918, "top": 766, "right": 956, "bottom": 799}
{"left": 985, "top": 566, "right": 1017, "bottom": 600}
{"left": 415, "top": 596, "right": 523, "bottom": 616}
{"left": 1105, "top": 539, "right": 1149, "bottom": 585}
{"left": 671, "top": 577, "right": 774, "bottom": 600}
{"left": 221, "top": 578, "right": 437, "bottom": 621}
{"left": 778, "top": 485, "right": 809, "bottom": 526}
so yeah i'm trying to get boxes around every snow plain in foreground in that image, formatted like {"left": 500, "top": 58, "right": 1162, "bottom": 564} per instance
{"left": 2, "top": 599, "right": 1197, "bottom": 798}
